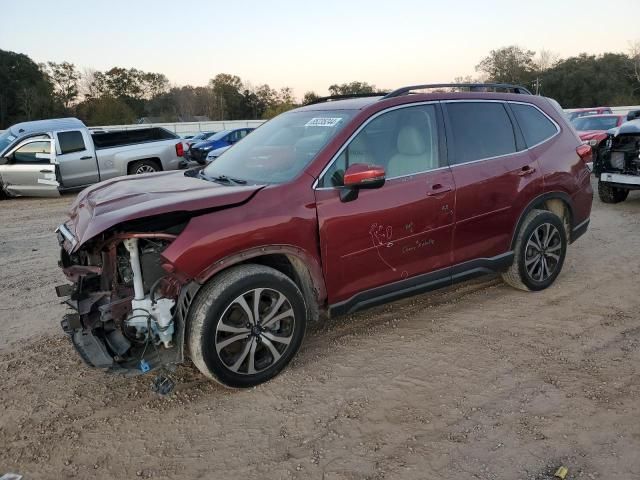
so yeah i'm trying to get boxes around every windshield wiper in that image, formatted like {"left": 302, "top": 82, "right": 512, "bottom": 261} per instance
{"left": 199, "top": 171, "right": 247, "bottom": 186}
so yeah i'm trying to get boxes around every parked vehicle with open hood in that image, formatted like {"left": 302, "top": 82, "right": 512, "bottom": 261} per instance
{"left": 55, "top": 83, "right": 593, "bottom": 388}
{"left": 0, "top": 118, "right": 185, "bottom": 197}
{"left": 594, "top": 119, "right": 640, "bottom": 203}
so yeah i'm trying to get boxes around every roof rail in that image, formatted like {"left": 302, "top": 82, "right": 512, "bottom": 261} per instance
{"left": 307, "top": 92, "right": 389, "bottom": 105}
{"left": 382, "top": 83, "right": 532, "bottom": 99}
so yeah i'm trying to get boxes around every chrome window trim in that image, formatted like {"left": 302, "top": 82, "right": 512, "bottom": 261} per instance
{"left": 312, "top": 99, "right": 562, "bottom": 191}
{"left": 313, "top": 101, "right": 441, "bottom": 190}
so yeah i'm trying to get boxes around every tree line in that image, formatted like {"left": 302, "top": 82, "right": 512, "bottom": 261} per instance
{"left": 1, "top": 44, "right": 639, "bottom": 129}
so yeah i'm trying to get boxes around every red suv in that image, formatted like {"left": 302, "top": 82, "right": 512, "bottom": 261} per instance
{"left": 56, "top": 84, "right": 593, "bottom": 388}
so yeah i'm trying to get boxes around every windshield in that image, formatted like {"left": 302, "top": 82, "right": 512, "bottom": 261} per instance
{"left": 192, "top": 131, "right": 214, "bottom": 141}
{"left": 0, "top": 130, "right": 17, "bottom": 154}
{"left": 572, "top": 116, "right": 619, "bottom": 131}
{"left": 209, "top": 130, "right": 230, "bottom": 141}
{"left": 203, "top": 110, "right": 355, "bottom": 184}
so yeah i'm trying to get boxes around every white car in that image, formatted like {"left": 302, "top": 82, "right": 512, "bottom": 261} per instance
{"left": 205, "top": 145, "right": 231, "bottom": 163}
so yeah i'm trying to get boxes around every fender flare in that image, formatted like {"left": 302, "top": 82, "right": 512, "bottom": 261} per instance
{"left": 195, "top": 244, "right": 327, "bottom": 306}
{"left": 509, "top": 191, "right": 575, "bottom": 250}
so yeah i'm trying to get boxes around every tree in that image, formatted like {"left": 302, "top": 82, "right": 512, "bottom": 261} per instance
{"left": 0, "top": 49, "right": 57, "bottom": 128}
{"left": 629, "top": 40, "right": 640, "bottom": 90}
{"left": 75, "top": 95, "right": 136, "bottom": 126}
{"left": 328, "top": 81, "right": 377, "bottom": 96}
{"left": 209, "top": 73, "right": 245, "bottom": 119}
{"left": 541, "top": 53, "right": 639, "bottom": 107}
{"left": 475, "top": 46, "right": 536, "bottom": 85}
{"left": 44, "top": 61, "right": 80, "bottom": 109}
{"left": 302, "top": 91, "right": 320, "bottom": 104}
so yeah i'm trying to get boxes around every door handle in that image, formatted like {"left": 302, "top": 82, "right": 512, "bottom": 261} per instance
{"left": 80, "top": 156, "right": 93, "bottom": 160}
{"left": 427, "top": 183, "right": 452, "bottom": 196}
{"left": 40, "top": 169, "right": 53, "bottom": 173}
{"left": 518, "top": 165, "right": 536, "bottom": 176}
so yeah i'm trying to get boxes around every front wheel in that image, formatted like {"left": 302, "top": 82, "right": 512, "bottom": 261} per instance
{"left": 502, "top": 209, "right": 567, "bottom": 291}
{"left": 187, "top": 264, "right": 307, "bottom": 388}
{"left": 598, "top": 181, "right": 628, "bottom": 204}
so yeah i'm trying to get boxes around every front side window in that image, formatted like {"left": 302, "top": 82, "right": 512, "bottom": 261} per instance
{"left": 319, "top": 104, "right": 440, "bottom": 187}
{"left": 446, "top": 102, "right": 517, "bottom": 164}
{"left": 13, "top": 141, "right": 51, "bottom": 164}
{"left": 58, "top": 131, "right": 86, "bottom": 154}
{"left": 202, "top": 110, "right": 355, "bottom": 184}
{"left": 511, "top": 103, "right": 558, "bottom": 146}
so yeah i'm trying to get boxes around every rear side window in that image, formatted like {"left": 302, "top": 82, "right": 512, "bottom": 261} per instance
{"left": 58, "top": 131, "right": 86, "bottom": 154}
{"left": 446, "top": 102, "right": 517, "bottom": 164}
{"left": 511, "top": 103, "right": 558, "bottom": 147}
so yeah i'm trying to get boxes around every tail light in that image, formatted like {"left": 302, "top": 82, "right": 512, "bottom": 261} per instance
{"left": 175, "top": 142, "right": 184, "bottom": 157}
{"left": 576, "top": 144, "right": 592, "bottom": 164}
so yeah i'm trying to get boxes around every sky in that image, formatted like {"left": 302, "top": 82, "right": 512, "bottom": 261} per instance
{"left": 2, "top": 0, "right": 638, "bottom": 99}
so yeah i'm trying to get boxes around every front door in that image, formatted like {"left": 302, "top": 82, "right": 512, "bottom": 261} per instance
{"left": 55, "top": 129, "right": 99, "bottom": 188}
{"left": 315, "top": 103, "right": 456, "bottom": 311}
{"left": 0, "top": 138, "right": 60, "bottom": 197}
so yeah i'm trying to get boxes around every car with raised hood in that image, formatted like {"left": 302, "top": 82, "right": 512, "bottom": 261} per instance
{"left": 0, "top": 118, "right": 185, "bottom": 198}
{"left": 594, "top": 119, "right": 640, "bottom": 203}
{"left": 188, "top": 128, "right": 254, "bottom": 164}
{"left": 56, "top": 83, "right": 593, "bottom": 388}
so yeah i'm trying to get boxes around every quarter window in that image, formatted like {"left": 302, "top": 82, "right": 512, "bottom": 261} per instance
{"left": 58, "top": 131, "right": 86, "bottom": 155}
{"left": 446, "top": 102, "right": 517, "bottom": 164}
{"left": 319, "top": 105, "right": 440, "bottom": 187}
{"left": 511, "top": 103, "right": 558, "bottom": 147}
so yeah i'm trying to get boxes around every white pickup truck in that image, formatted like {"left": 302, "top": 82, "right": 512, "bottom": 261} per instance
{"left": 0, "top": 117, "right": 185, "bottom": 197}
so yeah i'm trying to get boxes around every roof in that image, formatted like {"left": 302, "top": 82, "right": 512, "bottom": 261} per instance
{"left": 8, "top": 117, "right": 86, "bottom": 137}
{"left": 295, "top": 96, "right": 384, "bottom": 111}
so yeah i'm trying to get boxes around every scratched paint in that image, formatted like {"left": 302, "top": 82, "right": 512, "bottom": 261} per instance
{"left": 369, "top": 223, "right": 396, "bottom": 272}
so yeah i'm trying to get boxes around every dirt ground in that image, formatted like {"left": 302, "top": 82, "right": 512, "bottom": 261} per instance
{"left": 1, "top": 182, "right": 639, "bottom": 480}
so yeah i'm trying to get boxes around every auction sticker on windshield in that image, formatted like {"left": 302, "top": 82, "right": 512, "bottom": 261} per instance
{"left": 305, "top": 117, "right": 343, "bottom": 127}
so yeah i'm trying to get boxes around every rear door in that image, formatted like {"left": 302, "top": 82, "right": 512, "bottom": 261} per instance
{"left": 315, "top": 103, "right": 456, "bottom": 310}
{"left": 0, "top": 138, "right": 60, "bottom": 197}
{"left": 443, "top": 100, "right": 543, "bottom": 268}
{"left": 54, "top": 129, "right": 99, "bottom": 187}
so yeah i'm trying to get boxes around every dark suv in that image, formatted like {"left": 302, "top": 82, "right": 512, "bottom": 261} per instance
{"left": 56, "top": 84, "right": 593, "bottom": 388}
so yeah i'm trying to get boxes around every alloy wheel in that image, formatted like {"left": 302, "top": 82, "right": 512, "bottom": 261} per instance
{"left": 135, "top": 164, "right": 157, "bottom": 174}
{"left": 524, "top": 223, "right": 561, "bottom": 282}
{"left": 214, "top": 288, "right": 295, "bottom": 375}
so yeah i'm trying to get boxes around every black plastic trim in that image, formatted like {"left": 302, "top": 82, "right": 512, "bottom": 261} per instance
{"left": 329, "top": 251, "right": 514, "bottom": 317}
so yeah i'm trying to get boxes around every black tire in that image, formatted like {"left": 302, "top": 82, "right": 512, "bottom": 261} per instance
{"left": 187, "top": 264, "right": 307, "bottom": 388}
{"left": 128, "top": 159, "right": 160, "bottom": 175}
{"left": 598, "top": 180, "right": 628, "bottom": 204}
{"left": 502, "top": 209, "right": 567, "bottom": 292}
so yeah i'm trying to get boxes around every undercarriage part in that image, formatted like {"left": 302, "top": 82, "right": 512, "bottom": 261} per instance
{"left": 72, "top": 330, "right": 114, "bottom": 368}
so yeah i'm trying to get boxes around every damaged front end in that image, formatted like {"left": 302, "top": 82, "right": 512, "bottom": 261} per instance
{"left": 56, "top": 227, "right": 197, "bottom": 375}
{"left": 595, "top": 121, "right": 640, "bottom": 181}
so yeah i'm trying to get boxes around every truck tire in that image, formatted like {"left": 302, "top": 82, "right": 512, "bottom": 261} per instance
{"left": 187, "top": 264, "right": 307, "bottom": 388}
{"left": 128, "top": 159, "right": 161, "bottom": 175}
{"left": 502, "top": 209, "right": 567, "bottom": 292}
{"left": 598, "top": 180, "right": 628, "bottom": 204}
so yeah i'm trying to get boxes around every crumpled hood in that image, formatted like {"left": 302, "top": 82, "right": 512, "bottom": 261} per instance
{"left": 65, "top": 170, "right": 264, "bottom": 250}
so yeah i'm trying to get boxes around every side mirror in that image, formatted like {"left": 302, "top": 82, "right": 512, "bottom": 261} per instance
{"left": 0, "top": 156, "right": 10, "bottom": 166}
{"left": 340, "top": 163, "right": 385, "bottom": 202}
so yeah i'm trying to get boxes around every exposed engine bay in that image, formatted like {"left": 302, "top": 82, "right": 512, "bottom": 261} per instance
{"left": 56, "top": 228, "right": 196, "bottom": 375}
{"left": 595, "top": 121, "right": 640, "bottom": 179}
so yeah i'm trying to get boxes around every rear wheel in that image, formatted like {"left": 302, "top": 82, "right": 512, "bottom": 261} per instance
{"left": 598, "top": 180, "right": 628, "bottom": 204}
{"left": 128, "top": 159, "right": 160, "bottom": 175}
{"left": 187, "top": 264, "right": 307, "bottom": 388}
{"left": 502, "top": 209, "right": 567, "bottom": 291}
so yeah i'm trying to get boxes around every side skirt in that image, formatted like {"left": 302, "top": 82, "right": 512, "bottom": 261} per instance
{"left": 329, "top": 251, "right": 514, "bottom": 317}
